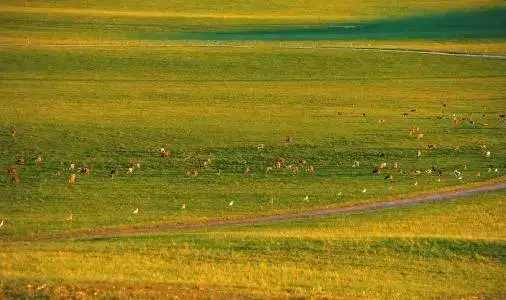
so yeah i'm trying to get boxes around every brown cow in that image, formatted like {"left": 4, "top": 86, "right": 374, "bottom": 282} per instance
{"left": 160, "top": 149, "right": 171, "bottom": 157}
{"left": 110, "top": 168, "right": 119, "bottom": 179}
{"left": 68, "top": 174, "right": 76, "bottom": 183}
{"left": 275, "top": 160, "right": 283, "bottom": 169}
{"left": 292, "top": 166, "right": 300, "bottom": 174}
{"left": 11, "top": 175, "right": 20, "bottom": 184}
{"left": 79, "top": 167, "right": 90, "bottom": 175}
{"left": 7, "top": 166, "right": 17, "bottom": 176}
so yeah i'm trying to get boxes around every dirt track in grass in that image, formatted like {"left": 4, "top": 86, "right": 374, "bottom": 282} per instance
{"left": 3, "top": 179, "right": 504, "bottom": 243}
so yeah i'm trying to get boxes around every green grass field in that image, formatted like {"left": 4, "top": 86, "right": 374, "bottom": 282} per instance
{"left": 0, "top": 44, "right": 504, "bottom": 238}
{"left": 1, "top": 191, "right": 504, "bottom": 298}
{"left": 0, "top": 0, "right": 505, "bottom": 298}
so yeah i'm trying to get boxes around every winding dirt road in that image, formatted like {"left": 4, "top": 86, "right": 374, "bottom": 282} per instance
{"left": 5, "top": 179, "right": 504, "bottom": 243}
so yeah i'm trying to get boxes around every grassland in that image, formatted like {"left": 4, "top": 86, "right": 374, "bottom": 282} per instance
{"left": 0, "top": 0, "right": 505, "bottom": 51}
{"left": 1, "top": 191, "right": 504, "bottom": 298}
{"left": 0, "top": 0, "right": 505, "bottom": 298}
{"left": 0, "top": 44, "right": 505, "bottom": 239}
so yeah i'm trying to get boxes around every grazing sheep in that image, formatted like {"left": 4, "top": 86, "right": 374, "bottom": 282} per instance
{"left": 486, "top": 151, "right": 491, "bottom": 158}
{"left": 69, "top": 163, "right": 75, "bottom": 170}
{"left": 412, "top": 169, "right": 421, "bottom": 175}
{"left": 286, "top": 136, "right": 292, "bottom": 143}
{"left": 184, "top": 171, "right": 192, "bottom": 177}
{"left": 384, "top": 174, "right": 393, "bottom": 182}
{"left": 257, "top": 144, "right": 264, "bottom": 150}
{"left": 292, "top": 166, "right": 300, "bottom": 174}
{"left": 392, "top": 162, "right": 398, "bottom": 169}
{"left": 372, "top": 167, "right": 381, "bottom": 175}
{"left": 35, "top": 154, "right": 42, "bottom": 162}
{"left": 192, "top": 171, "right": 199, "bottom": 177}
{"left": 244, "top": 167, "right": 251, "bottom": 175}
{"left": 352, "top": 160, "right": 360, "bottom": 168}
{"left": 17, "top": 157, "right": 26, "bottom": 165}
{"left": 427, "top": 144, "right": 436, "bottom": 149}
{"left": 68, "top": 174, "right": 76, "bottom": 183}
{"left": 425, "top": 169, "right": 432, "bottom": 175}
{"left": 306, "top": 165, "right": 315, "bottom": 174}
{"left": 265, "top": 166, "right": 273, "bottom": 174}
{"left": 126, "top": 167, "right": 133, "bottom": 175}
{"left": 379, "top": 162, "right": 387, "bottom": 169}
{"left": 299, "top": 159, "right": 307, "bottom": 165}
{"left": 417, "top": 133, "right": 424, "bottom": 139}
{"left": 417, "top": 150, "right": 422, "bottom": 157}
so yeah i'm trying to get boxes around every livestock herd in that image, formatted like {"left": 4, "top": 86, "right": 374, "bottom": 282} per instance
{"left": 3, "top": 111, "right": 504, "bottom": 187}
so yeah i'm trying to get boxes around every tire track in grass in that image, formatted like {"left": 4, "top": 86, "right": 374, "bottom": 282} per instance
{"left": 3, "top": 179, "right": 504, "bottom": 243}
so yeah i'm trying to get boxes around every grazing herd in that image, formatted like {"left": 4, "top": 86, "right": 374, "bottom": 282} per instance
{"left": 3, "top": 110, "right": 503, "bottom": 188}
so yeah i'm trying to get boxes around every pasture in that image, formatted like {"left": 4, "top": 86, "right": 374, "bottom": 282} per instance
{"left": 1, "top": 191, "right": 505, "bottom": 298}
{"left": 0, "top": 44, "right": 505, "bottom": 238}
{"left": 0, "top": 0, "right": 505, "bottom": 298}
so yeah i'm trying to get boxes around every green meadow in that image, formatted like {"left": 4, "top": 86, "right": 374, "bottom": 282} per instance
{"left": 0, "top": 0, "right": 505, "bottom": 298}
{"left": 0, "top": 45, "right": 505, "bottom": 238}
{"left": 1, "top": 191, "right": 505, "bottom": 298}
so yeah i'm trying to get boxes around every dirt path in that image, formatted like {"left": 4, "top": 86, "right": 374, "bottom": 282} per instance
{"left": 5, "top": 180, "right": 504, "bottom": 243}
